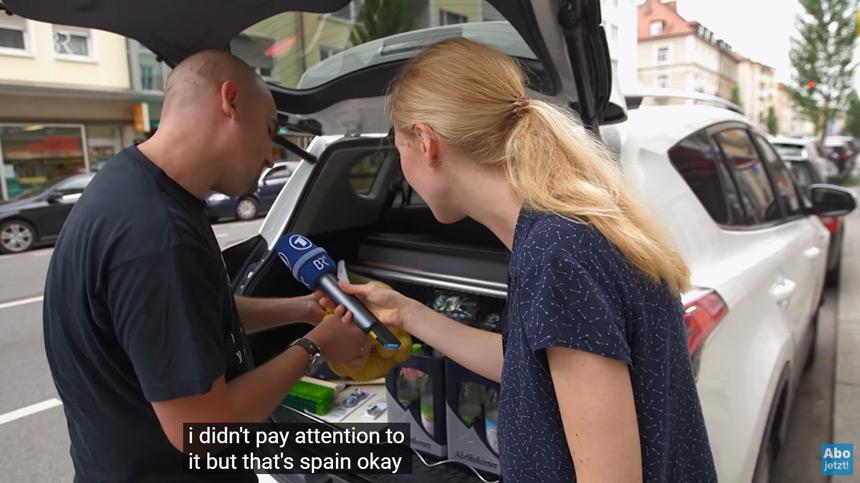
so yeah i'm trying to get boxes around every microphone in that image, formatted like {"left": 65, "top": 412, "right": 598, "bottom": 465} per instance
{"left": 274, "top": 233, "right": 401, "bottom": 350}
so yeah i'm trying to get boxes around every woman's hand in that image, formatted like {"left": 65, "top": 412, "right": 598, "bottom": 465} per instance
{"left": 315, "top": 281, "right": 419, "bottom": 333}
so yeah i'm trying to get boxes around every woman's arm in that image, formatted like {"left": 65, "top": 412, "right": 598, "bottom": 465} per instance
{"left": 403, "top": 303, "right": 503, "bottom": 382}
{"left": 546, "top": 346, "right": 642, "bottom": 483}
{"left": 234, "top": 295, "right": 325, "bottom": 333}
{"left": 321, "top": 282, "right": 504, "bottom": 382}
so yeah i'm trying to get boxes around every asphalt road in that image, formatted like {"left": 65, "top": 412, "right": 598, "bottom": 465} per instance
{"left": 0, "top": 215, "right": 844, "bottom": 482}
{"left": 0, "top": 219, "right": 263, "bottom": 482}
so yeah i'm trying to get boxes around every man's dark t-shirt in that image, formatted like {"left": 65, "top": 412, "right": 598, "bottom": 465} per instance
{"left": 43, "top": 147, "right": 254, "bottom": 482}
{"left": 499, "top": 209, "right": 717, "bottom": 482}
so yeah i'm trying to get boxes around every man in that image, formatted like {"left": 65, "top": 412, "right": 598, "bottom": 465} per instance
{"left": 43, "top": 50, "right": 367, "bottom": 482}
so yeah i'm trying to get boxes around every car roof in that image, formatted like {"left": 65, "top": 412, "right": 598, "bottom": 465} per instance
{"left": 626, "top": 105, "right": 748, "bottom": 154}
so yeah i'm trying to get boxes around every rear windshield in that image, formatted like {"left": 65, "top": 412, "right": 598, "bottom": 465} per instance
{"left": 230, "top": 1, "right": 536, "bottom": 90}
{"left": 773, "top": 143, "right": 805, "bottom": 158}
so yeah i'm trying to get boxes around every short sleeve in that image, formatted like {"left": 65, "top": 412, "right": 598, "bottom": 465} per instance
{"left": 522, "top": 252, "right": 632, "bottom": 365}
{"left": 105, "top": 246, "right": 226, "bottom": 402}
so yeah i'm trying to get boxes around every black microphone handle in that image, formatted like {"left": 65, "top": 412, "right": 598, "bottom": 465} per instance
{"left": 317, "top": 274, "right": 401, "bottom": 349}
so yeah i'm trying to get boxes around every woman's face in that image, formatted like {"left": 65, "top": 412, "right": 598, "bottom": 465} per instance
{"left": 393, "top": 126, "right": 466, "bottom": 224}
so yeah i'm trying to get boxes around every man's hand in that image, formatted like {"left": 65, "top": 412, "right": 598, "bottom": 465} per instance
{"left": 305, "top": 314, "right": 369, "bottom": 367}
{"left": 235, "top": 294, "right": 326, "bottom": 333}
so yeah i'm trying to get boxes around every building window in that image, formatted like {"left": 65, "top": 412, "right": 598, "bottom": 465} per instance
{"left": 657, "top": 46, "right": 670, "bottom": 64}
{"left": 658, "top": 75, "right": 670, "bottom": 88}
{"left": 650, "top": 20, "right": 664, "bottom": 35}
{"left": 138, "top": 45, "right": 165, "bottom": 91}
{"left": 0, "top": 15, "right": 32, "bottom": 56}
{"left": 319, "top": 45, "right": 343, "bottom": 61}
{"left": 0, "top": 125, "right": 88, "bottom": 201}
{"left": 440, "top": 9, "right": 469, "bottom": 25}
{"left": 53, "top": 26, "right": 94, "bottom": 60}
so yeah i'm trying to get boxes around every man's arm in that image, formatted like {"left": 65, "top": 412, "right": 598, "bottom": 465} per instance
{"left": 152, "top": 315, "right": 368, "bottom": 452}
{"left": 234, "top": 295, "right": 325, "bottom": 333}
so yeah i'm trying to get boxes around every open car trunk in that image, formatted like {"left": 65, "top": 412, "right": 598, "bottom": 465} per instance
{"left": 224, "top": 135, "right": 511, "bottom": 481}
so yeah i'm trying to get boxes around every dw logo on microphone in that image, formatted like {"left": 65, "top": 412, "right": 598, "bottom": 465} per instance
{"left": 289, "top": 234, "right": 312, "bottom": 251}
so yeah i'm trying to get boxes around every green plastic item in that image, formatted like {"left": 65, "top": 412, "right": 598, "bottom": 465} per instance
{"left": 411, "top": 343, "right": 424, "bottom": 354}
{"left": 283, "top": 380, "right": 335, "bottom": 415}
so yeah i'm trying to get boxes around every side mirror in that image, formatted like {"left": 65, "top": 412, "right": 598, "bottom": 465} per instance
{"left": 46, "top": 191, "right": 63, "bottom": 203}
{"left": 809, "top": 184, "right": 857, "bottom": 216}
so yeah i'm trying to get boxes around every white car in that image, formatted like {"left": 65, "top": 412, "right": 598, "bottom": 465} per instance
{"left": 770, "top": 135, "right": 836, "bottom": 180}
{"left": 12, "top": 1, "right": 856, "bottom": 482}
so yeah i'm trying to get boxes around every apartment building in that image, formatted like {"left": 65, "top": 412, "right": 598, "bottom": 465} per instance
{"left": 636, "top": 0, "right": 739, "bottom": 99}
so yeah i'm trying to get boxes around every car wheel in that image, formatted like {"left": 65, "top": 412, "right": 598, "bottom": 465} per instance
{"left": 235, "top": 197, "right": 258, "bottom": 221}
{"left": 0, "top": 220, "right": 36, "bottom": 254}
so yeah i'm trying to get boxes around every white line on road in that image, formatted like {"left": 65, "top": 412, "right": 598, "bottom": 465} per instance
{"left": 0, "top": 295, "right": 44, "bottom": 310}
{"left": 0, "top": 398, "right": 62, "bottom": 426}
{"left": 32, "top": 251, "right": 53, "bottom": 257}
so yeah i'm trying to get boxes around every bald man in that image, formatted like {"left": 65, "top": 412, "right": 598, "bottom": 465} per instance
{"left": 43, "top": 51, "right": 367, "bottom": 483}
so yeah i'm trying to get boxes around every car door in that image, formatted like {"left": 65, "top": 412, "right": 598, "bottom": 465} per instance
{"left": 751, "top": 132, "right": 827, "bottom": 338}
{"left": 715, "top": 127, "right": 821, "bottom": 368}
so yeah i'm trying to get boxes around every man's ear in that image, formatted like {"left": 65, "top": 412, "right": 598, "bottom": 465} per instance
{"left": 220, "top": 80, "right": 240, "bottom": 120}
{"left": 413, "top": 123, "right": 440, "bottom": 167}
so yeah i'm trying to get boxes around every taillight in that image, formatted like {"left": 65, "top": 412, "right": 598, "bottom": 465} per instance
{"left": 682, "top": 288, "right": 728, "bottom": 374}
{"left": 819, "top": 215, "right": 839, "bottom": 234}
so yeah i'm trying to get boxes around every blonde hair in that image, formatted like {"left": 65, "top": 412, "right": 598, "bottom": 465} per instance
{"left": 387, "top": 38, "right": 690, "bottom": 294}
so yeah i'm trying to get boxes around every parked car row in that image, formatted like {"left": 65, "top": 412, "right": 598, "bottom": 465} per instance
{"left": 6, "top": 2, "right": 859, "bottom": 483}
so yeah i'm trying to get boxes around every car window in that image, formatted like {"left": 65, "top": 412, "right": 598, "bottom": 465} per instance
{"left": 787, "top": 162, "right": 817, "bottom": 195}
{"left": 265, "top": 165, "right": 292, "bottom": 181}
{"left": 668, "top": 131, "right": 744, "bottom": 225}
{"left": 350, "top": 151, "right": 386, "bottom": 195}
{"left": 230, "top": 1, "right": 534, "bottom": 91}
{"left": 55, "top": 175, "right": 93, "bottom": 195}
{"left": 715, "top": 128, "right": 780, "bottom": 224}
{"left": 753, "top": 134, "right": 802, "bottom": 217}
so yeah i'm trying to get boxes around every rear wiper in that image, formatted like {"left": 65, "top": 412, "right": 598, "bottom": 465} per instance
{"left": 273, "top": 135, "right": 317, "bottom": 164}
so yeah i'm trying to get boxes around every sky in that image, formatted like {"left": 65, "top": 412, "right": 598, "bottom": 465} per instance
{"left": 673, "top": 0, "right": 859, "bottom": 88}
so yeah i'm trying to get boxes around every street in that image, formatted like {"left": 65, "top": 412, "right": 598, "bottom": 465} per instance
{"left": 0, "top": 219, "right": 263, "bottom": 482}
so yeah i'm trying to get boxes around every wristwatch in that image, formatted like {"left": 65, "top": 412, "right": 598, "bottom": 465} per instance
{"left": 289, "top": 337, "right": 324, "bottom": 376}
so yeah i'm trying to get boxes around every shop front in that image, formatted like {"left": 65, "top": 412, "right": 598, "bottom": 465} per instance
{"left": 0, "top": 123, "right": 90, "bottom": 200}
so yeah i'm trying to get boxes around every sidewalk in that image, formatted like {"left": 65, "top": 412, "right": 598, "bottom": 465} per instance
{"left": 833, "top": 181, "right": 860, "bottom": 482}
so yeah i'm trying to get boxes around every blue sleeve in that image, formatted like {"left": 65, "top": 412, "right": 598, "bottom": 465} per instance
{"left": 523, "top": 251, "right": 632, "bottom": 365}
{"left": 105, "top": 246, "right": 226, "bottom": 402}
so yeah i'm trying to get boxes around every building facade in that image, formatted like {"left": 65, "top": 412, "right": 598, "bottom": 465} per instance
{"left": 601, "top": 0, "right": 639, "bottom": 94}
{"left": 0, "top": 10, "right": 168, "bottom": 200}
{"left": 636, "top": 0, "right": 738, "bottom": 99}
{"left": 736, "top": 57, "right": 777, "bottom": 127}
{"left": 775, "top": 83, "right": 817, "bottom": 137}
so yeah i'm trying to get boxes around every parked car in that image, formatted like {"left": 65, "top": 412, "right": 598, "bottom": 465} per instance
{"left": 782, "top": 157, "right": 846, "bottom": 286}
{"left": 770, "top": 135, "right": 836, "bottom": 181}
{"left": 10, "top": 1, "right": 857, "bottom": 482}
{"left": 205, "top": 161, "right": 299, "bottom": 222}
{"left": 625, "top": 86, "right": 744, "bottom": 114}
{"left": 823, "top": 135, "right": 857, "bottom": 177}
{"left": 0, "top": 173, "right": 95, "bottom": 254}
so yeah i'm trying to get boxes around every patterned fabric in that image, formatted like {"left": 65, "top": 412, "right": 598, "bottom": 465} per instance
{"left": 498, "top": 208, "right": 717, "bottom": 482}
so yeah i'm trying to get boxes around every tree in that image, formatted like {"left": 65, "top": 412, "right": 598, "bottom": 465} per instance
{"left": 766, "top": 106, "right": 779, "bottom": 135}
{"left": 788, "top": 0, "right": 858, "bottom": 142}
{"left": 349, "top": 0, "right": 415, "bottom": 46}
{"left": 730, "top": 85, "right": 743, "bottom": 111}
{"left": 846, "top": 91, "right": 860, "bottom": 137}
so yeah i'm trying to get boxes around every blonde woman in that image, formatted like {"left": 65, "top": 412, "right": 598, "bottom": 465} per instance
{"left": 320, "top": 38, "right": 717, "bottom": 482}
